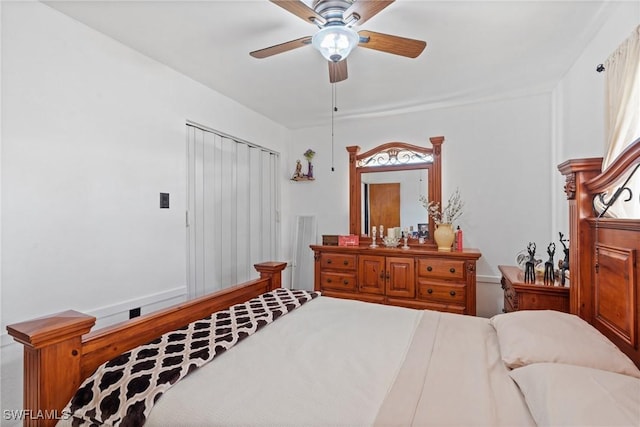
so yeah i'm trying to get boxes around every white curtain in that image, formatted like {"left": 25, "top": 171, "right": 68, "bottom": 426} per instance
{"left": 187, "top": 124, "right": 280, "bottom": 298}
{"left": 599, "top": 25, "right": 640, "bottom": 218}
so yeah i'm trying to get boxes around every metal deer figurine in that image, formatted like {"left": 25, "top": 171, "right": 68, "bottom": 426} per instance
{"left": 524, "top": 242, "right": 536, "bottom": 283}
{"left": 558, "top": 232, "right": 570, "bottom": 285}
{"left": 544, "top": 242, "right": 556, "bottom": 284}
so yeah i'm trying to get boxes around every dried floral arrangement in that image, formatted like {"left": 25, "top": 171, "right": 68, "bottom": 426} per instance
{"left": 304, "top": 149, "right": 316, "bottom": 162}
{"left": 420, "top": 187, "right": 464, "bottom": 224}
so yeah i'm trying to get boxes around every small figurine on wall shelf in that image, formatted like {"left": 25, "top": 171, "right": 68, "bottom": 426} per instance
{"left": 544, "top": 242, "right": 556, "bottom": 284}
{"left": 291, "top": 160, "right": 304, "bottom": 180}
{"left": 291, "top": 149, "right": 316, "bottom": 181}
{"left": 524, "top": 242, "right": 536, "bottom": 283}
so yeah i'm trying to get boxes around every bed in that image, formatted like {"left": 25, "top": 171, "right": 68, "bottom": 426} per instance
{"left": 7, "top": 139, "right": 640, "bottom": 427}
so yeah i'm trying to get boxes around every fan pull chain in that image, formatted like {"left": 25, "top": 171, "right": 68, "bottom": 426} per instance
{"left": 331, "top": 83, "right": 337, "bottom": 172}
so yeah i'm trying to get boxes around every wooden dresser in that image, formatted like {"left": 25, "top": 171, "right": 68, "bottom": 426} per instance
{"left": 499, "top": 265, "right": 570, "bottom": 313}
{"left": 311, "top": 245, "right": 482, "bottom": 315}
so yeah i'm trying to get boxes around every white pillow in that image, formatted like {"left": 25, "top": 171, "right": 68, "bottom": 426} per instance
{"left": 490, "top": 310, "right": 640, "bottom": 378}
{"left": 509, "top": 363, "right": 640, "bottom": 426}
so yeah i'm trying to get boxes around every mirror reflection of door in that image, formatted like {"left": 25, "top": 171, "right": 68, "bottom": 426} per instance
{"left": 369, "top": 183, "right": 401, "bottom": 231}
{"left": 361, "top": 170, "right": 428, "bottom": 235}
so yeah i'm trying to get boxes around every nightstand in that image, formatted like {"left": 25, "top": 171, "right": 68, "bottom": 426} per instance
{"left": 498, "top": 265, "right": 569, "bottom": 313}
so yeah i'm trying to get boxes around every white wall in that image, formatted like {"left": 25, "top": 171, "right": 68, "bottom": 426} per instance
{"left": 0, "top": 1, "right": 290, "bottom": 420}
{"left": 557, "top": 2, "right": 639, "bottom": 161}
{"left": 1, "top": 0, "right": 290, "bottom": 323}
{"left": 553, "top": 2, "right": 640, "bottom": 234}
{"left": 288, "top": 92, "right": 554, "bottom": 318}
{"left": 290, "top": 93, "right": 554, "bottom": 277}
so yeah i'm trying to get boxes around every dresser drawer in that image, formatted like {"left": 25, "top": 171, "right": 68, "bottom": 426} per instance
{"left": 321, "top": 253, "right": 357, "bottom": 271}
{"left": 417, "top": 280, "right": 466, "bottom": 304}
{"left": 320, "top": 272, "right": 357, "bottom": 292}
{"left": 417, "top": 258, "right": 465, "bottom": 280}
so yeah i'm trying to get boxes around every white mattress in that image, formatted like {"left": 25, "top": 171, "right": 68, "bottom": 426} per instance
{"left": 142, "top": 296, "right": 535, "bottom": 426}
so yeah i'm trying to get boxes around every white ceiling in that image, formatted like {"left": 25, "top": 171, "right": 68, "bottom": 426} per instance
{"left": 44, "top": 0, "right": 614, "bottom": 129}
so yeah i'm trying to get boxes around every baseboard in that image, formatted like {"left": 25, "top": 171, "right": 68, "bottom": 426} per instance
{"left": 477, "top": 274, "right": 501, "bottom": 285}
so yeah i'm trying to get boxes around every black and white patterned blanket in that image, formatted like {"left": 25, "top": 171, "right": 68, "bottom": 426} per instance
{"left": 64, "top": 288, "right": 319, "bottom": 426}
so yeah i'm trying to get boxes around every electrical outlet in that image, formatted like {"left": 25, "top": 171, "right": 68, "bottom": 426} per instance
{"left": 129, "top": 307, "right": 141, "bottom": 319}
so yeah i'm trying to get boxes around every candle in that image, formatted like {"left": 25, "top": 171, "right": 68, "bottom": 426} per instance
{"left": 372, "top": 226, "right": 376, "bottom": 236}
{"left": 380, "top": 225, "right": 384, "bottom": 238}
{"left": 387, "top": 228, "right": 395, "bottom": 239}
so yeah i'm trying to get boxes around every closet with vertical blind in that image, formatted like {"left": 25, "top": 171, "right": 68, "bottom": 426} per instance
{"left": 186, "top": 123, "right": 280, "bottom": 298}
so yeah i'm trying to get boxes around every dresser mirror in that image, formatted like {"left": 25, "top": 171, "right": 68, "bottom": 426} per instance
{"left": 347, "top": 137, "right": 443, "bottom": 245}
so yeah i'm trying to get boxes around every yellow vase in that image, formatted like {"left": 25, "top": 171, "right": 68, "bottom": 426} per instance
{"left": 434, "top": 223, "right": 455, "bottom": 252}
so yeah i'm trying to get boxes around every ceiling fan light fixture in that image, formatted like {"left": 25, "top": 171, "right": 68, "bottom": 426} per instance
{"left": 312, "top": 26, "right": 359, "bottom": 62}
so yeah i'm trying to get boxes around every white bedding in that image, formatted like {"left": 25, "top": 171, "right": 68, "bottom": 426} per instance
{"left": 144, "top": 296, "right": 535, "bottom": 426}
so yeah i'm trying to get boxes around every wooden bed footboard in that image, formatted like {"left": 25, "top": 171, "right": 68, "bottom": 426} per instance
{"left": 6, "top": 261, "right": 287, "bottom": 427}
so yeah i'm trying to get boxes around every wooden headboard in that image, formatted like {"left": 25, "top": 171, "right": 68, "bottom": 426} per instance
{"left": 558, "top": 138, "right": 640, "bottom": 367}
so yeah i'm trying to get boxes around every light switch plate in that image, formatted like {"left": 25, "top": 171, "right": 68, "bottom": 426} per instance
{"left": 160, "top": 193, "right": 170, "bottom": 208}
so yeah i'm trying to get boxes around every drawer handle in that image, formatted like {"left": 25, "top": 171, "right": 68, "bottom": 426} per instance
{"left": 449, "top": 268, "right": 456, "bottom": 273}
{"left": 427, "top": 288, "right": 433, "bottom": 294}
{"left": 327, "top": 259, "right": 332, "bottom": 264}
{"left": 450, "top": 290, "right": 456, "bottom": 297}
{"left": 427, "top": 266, "right": 433, "bottom": 272}
{"left": 343, "top": 260, "right": 349, "bottom": 266}
{"left": 327, "top": 278, "right": 332, "bottom": 283}
{"left": 343, "top": 279, "right": 349, "bottom": 285}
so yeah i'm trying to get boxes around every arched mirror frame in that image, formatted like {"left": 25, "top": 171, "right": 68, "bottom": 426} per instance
{"left": 347, "top": 136, "right": 444, "bottom": 247}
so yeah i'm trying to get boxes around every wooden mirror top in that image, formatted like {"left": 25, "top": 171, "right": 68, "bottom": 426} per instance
{"left": 347, "top": 136, "right": 443, "bottom": 247}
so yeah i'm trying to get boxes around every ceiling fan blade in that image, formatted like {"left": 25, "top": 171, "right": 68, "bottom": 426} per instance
{"left": 250, "top": 36, "right": 312, "bottom": 59}
{"left": 358, "top": 30, "right": 426, "bottom": 58}
{"left": 343, "top": 0, "right": 395, "bottom": 26}
{"left": 270, "top": 0, "right": 326, "bottom": 25}
{"left": 328, "top": 60, "right": 348, "bottom": 83}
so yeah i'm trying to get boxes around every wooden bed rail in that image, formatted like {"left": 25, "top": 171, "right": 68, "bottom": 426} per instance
{"left": 6, "top": 261, "right": 287, "bottom": 427}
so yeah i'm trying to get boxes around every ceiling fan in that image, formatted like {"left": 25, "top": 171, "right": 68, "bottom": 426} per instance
{"left": 250, "top": 0, "right": 427, "bottom": 83}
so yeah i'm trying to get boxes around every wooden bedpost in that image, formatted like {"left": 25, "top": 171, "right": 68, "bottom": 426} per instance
{"left": 557, "top": 158, "right": 602, "bottom": 320}
{"left": 254, "top": 261, "right": 287, "bottom": 290}
{"left": 6, "top": 310, "right": 96, "bottom": 427}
